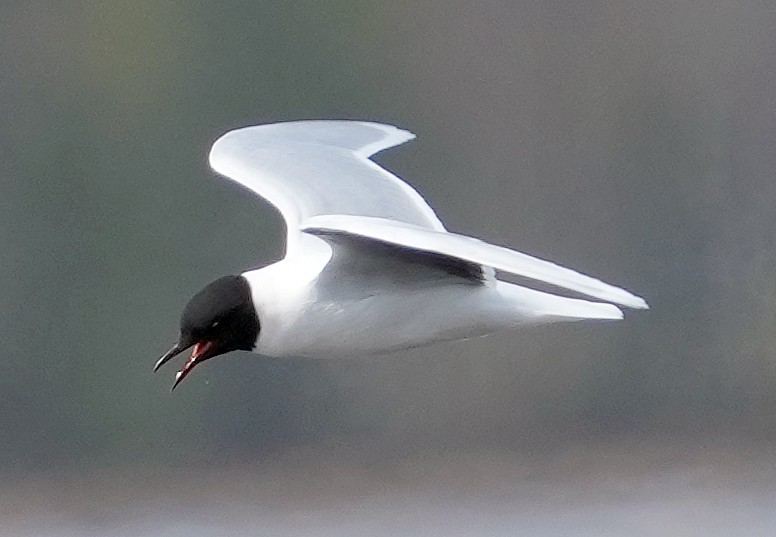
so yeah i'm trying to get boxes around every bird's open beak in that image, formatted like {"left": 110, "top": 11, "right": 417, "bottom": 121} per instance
{"left": 154, "top": 343, "right": 186, "bottom": 372}
{"left": 154, "top": 340, "right": 215, "bottom": 391}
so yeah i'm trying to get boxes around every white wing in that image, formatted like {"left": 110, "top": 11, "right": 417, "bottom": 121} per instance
{"left": 209, "top": 121, "right": 445, "bottom": 253}
{"left": 301, "top": 214, "right": 649, "bottom": 310}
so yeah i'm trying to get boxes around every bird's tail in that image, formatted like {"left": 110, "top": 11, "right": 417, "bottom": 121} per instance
{"left": 496, "top": 281, "right": 623, "bottom": 324}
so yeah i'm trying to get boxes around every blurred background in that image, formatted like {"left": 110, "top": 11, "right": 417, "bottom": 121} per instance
{"left": 2, "top": 1, "right": 775, "bottom": 535}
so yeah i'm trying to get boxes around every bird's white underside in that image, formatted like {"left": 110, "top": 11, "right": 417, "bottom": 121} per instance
{"left": 208, "top": 121, "right": 647, "bottom": 358}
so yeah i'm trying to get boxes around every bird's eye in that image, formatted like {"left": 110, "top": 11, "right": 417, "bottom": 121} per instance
{"left": 211, "top": 321, "right": 220, "bottom": 329}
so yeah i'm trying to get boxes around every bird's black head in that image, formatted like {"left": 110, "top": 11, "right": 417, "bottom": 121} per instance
{"left": 155, "top": 275, "right": 259, "bottom": 391}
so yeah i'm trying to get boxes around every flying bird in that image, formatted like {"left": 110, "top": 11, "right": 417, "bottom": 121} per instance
{"left": 155, "top": 121, "right": 647, "bottom": 391}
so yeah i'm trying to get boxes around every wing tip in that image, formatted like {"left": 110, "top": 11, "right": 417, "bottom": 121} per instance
{"left": 355, "top": 121, "right": 416, "bottom": 157}
{"left": 618, "top": 293, "right": 649, "bottom": 310}
{"left": 208, "top": 120, "right": 417, "bottom": 163}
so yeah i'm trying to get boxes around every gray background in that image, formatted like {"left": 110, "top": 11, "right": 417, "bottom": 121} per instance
{"left": 2, "top": 1, "right": 775, "bottom": 535}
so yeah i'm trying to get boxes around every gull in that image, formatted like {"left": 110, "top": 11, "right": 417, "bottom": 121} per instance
{"left": 155, "top": 121, "right": 647, "bottom": 390}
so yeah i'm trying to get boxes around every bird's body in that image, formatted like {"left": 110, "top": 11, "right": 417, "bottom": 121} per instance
{"left": 156, "top": 120, "right": 647, "bottom": 389}
{"left": 244, "top": 235, "right": 622, "bottom": 359}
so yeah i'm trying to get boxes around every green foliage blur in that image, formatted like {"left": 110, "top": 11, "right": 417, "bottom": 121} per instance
{"left": 1, "top": 0, "right": 775, "bottom": 474}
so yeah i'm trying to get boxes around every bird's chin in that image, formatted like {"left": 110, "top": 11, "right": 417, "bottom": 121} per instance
{"left": 171, "top": 340, "right": 215, "bottom": 391}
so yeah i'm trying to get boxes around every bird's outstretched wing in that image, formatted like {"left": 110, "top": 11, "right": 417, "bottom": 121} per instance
{"left": 209, "top": 121, "right": 445, "bottom": 253}
{"left": 301, "top": 214, "right": 649, "bottom": 310}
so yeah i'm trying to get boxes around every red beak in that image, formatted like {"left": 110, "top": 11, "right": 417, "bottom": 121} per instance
{"left": 156, "top": 340, "right": 215, "bottom": 392}
{"left": 169, "top": 340, "right": 214, "bottom": 391}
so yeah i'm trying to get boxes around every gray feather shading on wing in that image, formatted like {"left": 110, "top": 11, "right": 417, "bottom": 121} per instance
{"left": 302, "top": 215, "right": 648, "bottom": 309}
{"left": 312, "top": 231, "right": 485, "bottom": 301}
